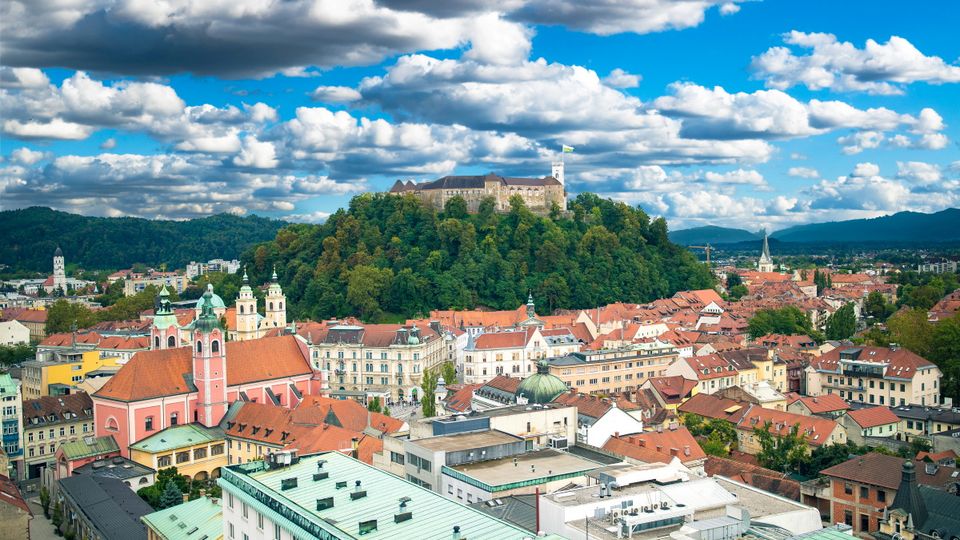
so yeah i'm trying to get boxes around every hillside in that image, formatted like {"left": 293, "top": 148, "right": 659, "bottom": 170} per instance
{"left": 772, "top": 208, "right": 960, "bottom": 244}
{"left": 669, "top": 225, "right": 761, "bottom": 246}
{"left": 0, "top": 207, "right": 286, "bottom": 272}
{"left": 241, "top": 192, "right": 715, "bottom": 321}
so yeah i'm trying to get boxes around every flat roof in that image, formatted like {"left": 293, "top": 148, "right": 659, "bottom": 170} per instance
{"left": 475, "top": 403, "right": 575, "bottom": 418}
{"left": 220, "top": 452, "right": 549, "bottom": 540}
{"left": 74, "top": 456, "right": 154, "bottom": 480}
{"left": 141, "top": 496, "right": 222, "bottom": 540}
{"left": 447, "top": 449, "right": 602, "bottom": 489}
{"left": 411, "top": 429, "right": 522, "bottom": 452}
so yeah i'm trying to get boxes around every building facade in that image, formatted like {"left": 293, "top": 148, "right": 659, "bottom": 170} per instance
{"left": 548, "top": 344, "right": 678, "bottom": 396}
{"left": 390, "top": 169, "right": 567, "bottom": 213}
{"left": 0, "top": 374, "right": 23, "bottom": 479}
{"left": 806, "top": 346, "right": 942, "bottom": 407}
{"left": 21, "top": 392, "right": 94, "bottom": 480}
{"left": 129, "top": 424, "right": 227, "bottom": 482}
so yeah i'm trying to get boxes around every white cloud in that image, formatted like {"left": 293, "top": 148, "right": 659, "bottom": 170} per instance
{"left": 702, "top": 168, "right": 765, "bottom": 186}
{"left": 752, "top": 32, "right": 960, "bottom": 94}
{"left": 0, "top": 67, "right": 50, "bottom": 89}
{"left": 10, "top": 147, "right": 47, "bottom": 165}
{"left": 896, "top": 161, "right": 941, "bottom": 184}
{"left": 233, "top": 136, "right": 279, "bottom": 169}
{"left": 311, "top": 86, "right": 363, "bottom": 103}
{"left": 100, "top": 138, "right": 117, "bottom": 150}
{"left": 285, "top": 210, "right": 332, "bottom": 223}
{"left": 512, "top": 0, "right": 747, "bottom": 36}
{"left": 838, "top": 130, "right": 884, "bottom": 155}
{"left": 603, "top": 68, "right": 641, "bottom": 89}
{"left": 719, "top": 3, "right": 741, "bottom": 15}
{"left": 3, "top": 118, "right": 93, "bottom": 140}
{"left": 788, "top": 167, "right": 819, "bottom": 179}
{"left": 852, "top": 162, "right": 880, "bottom": 177}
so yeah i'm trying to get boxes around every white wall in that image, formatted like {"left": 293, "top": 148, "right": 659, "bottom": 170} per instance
{"left": 0, "top": 320, "right": 29, "bottom": 345}
{"left": 584, "top": 408, "right": 643, "bottom": 447}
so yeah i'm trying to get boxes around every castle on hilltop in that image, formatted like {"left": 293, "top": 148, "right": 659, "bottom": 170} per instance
{"left": 389, "top": 161, "right": 567, "bottom": 213}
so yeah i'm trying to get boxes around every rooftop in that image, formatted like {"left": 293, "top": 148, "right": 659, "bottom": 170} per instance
{"left": 446, "top": 448, "right": 602, "bottom": 492}
{"left": 141, "top": 496, "right": 222, "bottom": 540}
{"left": 74, "top": 456, "right": 155, "bottom": 481}
{"left": 219, "top": 451, "right": 548, "bottom": 540}
{"left": 411, "top": 429, "right": 522, "bottom": 452}
{"left": 130, "top": 423, "right": 225, "bottom": 454}
{"left": 59, "top": 475, "right": 153, "bottom": 540}
{"left": 59, "top": 435, "right": 120, "bottom": 460}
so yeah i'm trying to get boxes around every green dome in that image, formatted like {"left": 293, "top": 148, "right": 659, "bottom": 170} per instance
{"left": 193, "top": 288, "right": 222, "bottom": 334}
{"left": 516, "top": 361, "right": 568, "bottom": 404}
{"left": 196, "top": 283, "right": 226, "bottom": 309}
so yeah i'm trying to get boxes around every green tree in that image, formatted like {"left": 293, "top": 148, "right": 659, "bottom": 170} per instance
{"left": 159, "top": 480, "right": 184, "bottom": 509}
{"left": 0, "top": 343, "right": 36, "bottom": 366}
{"left": 346, "top": 265, "right": 394, "bottom": 321}
{"left": 45, "top": 299, "right": 97, "bottom": 334}
{"left": 728, "top": 284, "right": 749, "bottom": 301}
{"left": 421, "top": 367, "right": 439, "bottom": 417}
{"left": 382, "top": 406, "right": 391, "bottom": 417}
{"left": 726, "top": 273, "right": 743, "bottom": 289}
{"left": 748, "top": 306, "right": 816, "bottom": 339}
{"left": 886, "top": 308, "right": 934, "bottom": 357}
{"left": 900, "top": 437, "right": 932, "bottom": 458}
{"left": 755, "top": 422, "right": 809, "bottom": 473}
{"left": 825, "top": 303, "right": 857, "bottom": 340}
{"left": 930, "top": 313, "right": 960, "bottom": 402}
{"left": 441, "top": 361, "right": 457, "bottom": 385}
{"left": 367, "top": 397, "right": 382, "bottom": 413}
{"left": 40, "top": 485, "right": 50, "bottom": 518}
{"left": 443, "top": 196, "right": 469, "bottom": 220}
{"left": 52, "top": 501, "right": 63, "bottom": 529}
{"left": 863, "top": 291, "right": 895, "bottom": 321}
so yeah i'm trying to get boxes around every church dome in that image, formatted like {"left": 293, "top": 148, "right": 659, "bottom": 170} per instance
{"left": 516, "top": 360, "right": 568, "bottom": 404}
{"left": 196, "top": 283, "right": 226, "bottom": 310}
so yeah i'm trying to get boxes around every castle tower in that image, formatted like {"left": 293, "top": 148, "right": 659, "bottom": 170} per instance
{"left": 551, "top": 161, "right": 564, "bottom": 185}
{"left": 53, "top": 246, "right": 67, "bottom": 293}
{"left": 757, "top": 233, "right": 774, "bottom": 273}
{"left": 235, "top": 267, "right": 259, "bottom": 341}
{"left": 151, "top": 286, "right": 182, "bottom": 350}
{"left": 264, "top": 266, "right": 287, "bottom": 329}
{"left": 191, "top": 288, "right": 228, "bottom": 427}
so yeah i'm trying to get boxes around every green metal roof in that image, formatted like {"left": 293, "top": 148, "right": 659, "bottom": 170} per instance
{"left": 515, "top": 361, "right": 568, "bottom": 404}
{"left": 141, "top": 496, "right": 223, "bottom": 540}
{"left": 59, "top": 435, "right": 120, "bottom": 460}
{"left": 218, "top": 452, "right": 561, "bottom": 540}
{"left": 0, "top": 373, "right": 19, "bottom": 396}
{"left": 130, "top": 424, "right": 225, "bottom": 454}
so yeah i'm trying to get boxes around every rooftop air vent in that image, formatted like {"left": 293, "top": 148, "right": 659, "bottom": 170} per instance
{"left": 316, "top": 497, "right": 334, "bottom": 511}
{"left": 281, "top": 477, "right": 298, "bottom": 491}
{"left": 350, "top": 480, "right": 367, "bottom": 500}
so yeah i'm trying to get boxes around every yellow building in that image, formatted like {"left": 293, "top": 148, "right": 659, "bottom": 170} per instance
{"left": 20, "top": 349, "right": 122, "bottom": 399}
{"left": 129, "top": 424, "right": 226, "bottom": 482}
{"left": 547, "top": 344, "right": 679, "bottom": 396}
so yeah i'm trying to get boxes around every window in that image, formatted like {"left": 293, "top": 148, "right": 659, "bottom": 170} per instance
{"left": 860, "top": 486, "right": 868, "bottom": 499}
{"left": 145, "top": 416, "right": 154, "bottom": 431}
{"left": 844, "top": 483, "right": 853, "bottom": 495}
{"left": 878, "top": 489, "right": 886, "bottom": 502}
{"left": 176, "top": 451, "right": 190, "bottom": 464}
{"left": 158, "top": 455, "right": 172, "bottom": 467}
{"left": 212, "top": 340, "right": 220, "bottom": 353}
{"left": 843, "top": 510, "right": 852, "bottom": 526}
{"left": 168, "top": 336, "right": 176, "bottom": 348}
{"left": 390, "top": 451, "right": 404, "bottom": 465}
{"left": 194, "top": 447, "right": 207, "bottom": 460}
{"left": 448, "top": 484, "right": 453, "bottom": 494}
{"left": 258, "top": 513, "right": 264, "bottom": 530}
{"left": 457, "top": 488, "right": 463, "bottom": 499}
{"left": 229, "top": 523, "right": 235, "bottom": 539}
{"left": 197, "top": 341, "right": 203, "bottom": 353}
{"left": 275, "top": 524, "right": 281, "bottom": 540}
{"left": 170, "top": 412, "right": 178, "bottom": 426}
{"left": 211, "top": 444, "right": 224, "bottom": 455}
{"left": 860, "top": 513, "right": 869, "bottom": 532}
{"left": 242, "top": 502, "right": 248, "bottom": 518}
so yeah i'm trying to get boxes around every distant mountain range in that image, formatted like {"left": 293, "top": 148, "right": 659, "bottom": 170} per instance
{"left": 669, "top": 226, "right": 762, "bottom": 245}
{"left": 670, "top": 208, "right": 960, "bottom": 246}
{"left": 0, "top": 207, "right": 286, "bottom": 272}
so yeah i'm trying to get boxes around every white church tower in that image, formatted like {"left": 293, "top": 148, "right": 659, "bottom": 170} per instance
{"left": 234, "top": 267, "right": 260, "bottom": 341}
{"left": 53, "top": 247, "right": 67, "bottom": 294}
{"left": 757, "top": 233, "right": 774, "bottom": 273}
{"left": 263, "top": 266, "right": 287, "bottom": 329}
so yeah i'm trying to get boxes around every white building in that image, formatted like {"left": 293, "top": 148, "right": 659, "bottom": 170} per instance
{"left": 0, "top": 320, "right": 30, "bottom": 346}
{"left": 552, "top": 392, "right": 644, "bottom": 447}
{"left": 186, "top": 258, "right": 241, "bottom": 279}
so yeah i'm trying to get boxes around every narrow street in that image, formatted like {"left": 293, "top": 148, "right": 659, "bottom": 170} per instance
{"left": 26, "top": 498, "right": 58, "bottom": 540}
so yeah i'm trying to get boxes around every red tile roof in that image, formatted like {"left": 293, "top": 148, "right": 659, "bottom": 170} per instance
{"left": 789, "top": 394, "right": 850, "bottom": 414}
{"left": 445, "top": 384, "right": 480, "bottom": 413}
{"left": 736, "top": 407, "right": 839, "bottom": 446}
{"left": 0, "top": 474, "right": 30, "bottom": 514}
{"left": 685, "top": 354, "right": 738, "bottom": 380}
{"left": 704, "top": 456, "right": 800, "bottom": 500}
{"left": 95, "top": 335, "right": 311, "bottom": 402}
{"left": 820, "top": 452, "right": 908, "bottom": 490}
{"left": 646, "top": 376, "right": 697, "bottom": 404}
{"left": 483, "top": 375, "right": 521, "bottom": 394}
{"left": 846, "top": 406, "right": 899, "bottom": 428}
{"left": 552, "top": 391, "right": 637, "bottom": 419}
{"left": 291, "top": 395, "right": 405, "bottom": 435}
{"left": 472, "top": 328, "right": 534, "bottom": 350}
{"left": 812, "top": 346, "right": 936, "bottom": 376}
{"left": 1, "top": 308, "right": 48, "bottom": 324}
{"left": 677, "top": 393, "right": 748, "bottom": 422}
{"left": 916, "top": 450, "right": 957, "bottom": 462}
{"left": 603, "top": 427, "right": 706, "bottom": 465}
{"left": 22, "top": 392, "right": 93, "bottom": 426}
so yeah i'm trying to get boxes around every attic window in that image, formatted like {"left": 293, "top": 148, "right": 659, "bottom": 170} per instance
{"left": 358, "top": 520, "right": 378, "bottom": 535}
{"left": 280, "top": 431, "right": 289, "bottom": 441}
{"left": 316, "top": 497, "right": 334, "bottom": 511}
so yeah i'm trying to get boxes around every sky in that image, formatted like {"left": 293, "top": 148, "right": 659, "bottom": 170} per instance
{"left": 1, "top": 0, "right": 958, "bottom": 231}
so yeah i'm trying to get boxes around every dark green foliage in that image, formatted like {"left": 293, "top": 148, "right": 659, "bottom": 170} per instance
{"left": 367, "top": 397, "right": 382, "bottom": 413}
{"left": 0, "top": 207, "right": 285, "bottom": 271}
{"left": 40, "top": 486, "right": 50, "bottom": 518}
{"left": 772, "top": 208, "right": 960, "bottom": 244}
{"left": 0, "top": 343, "right": 35, "bottom": 366}
{"left": 825, "top": 303, "right": 856, "bottom": 340}
{"left": 159, "top": 480, "right": 184, "bottom": 509}
{"left": 726, "top": 273, "right": 742, "bottom": 289}
{"left": 863, "top": 291, "right": 896, "bottom": 321}
{"left": 441, "top": 361, "right": 457, "bottom": 386}
{"left": 52, "top": 501, "right": 63, "bottom": 529}
{"left": 246, "top": 192, "right": 714, "bottom": 322}
{"left": 47, "top": 286, "right": 176, "bottom": 333}
{"left": 901, "top": 437, "right": 932, "bottom": 458}
{"left": 727, "top": 284, "right": 749, "bottom": 301}
{"left": 754, "top": 421, "right": 808, "bottom": 473}
{"left": 421, "top": 367, "right": 438, "bottom": 417}
{"left": 683, "top": 413, "right": 737, "bottom": 457}
{"left": 747, "top": 306, "right": 817, "bottom": 339}
{"left": 893, "top": 272, "right": 959, "bottom": 310}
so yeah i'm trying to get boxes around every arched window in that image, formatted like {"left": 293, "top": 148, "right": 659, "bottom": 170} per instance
{"left": 167, "top": 335, "right": 176, "bottom": 348}
{"left": 239, "top": 305, "right": 244, "bottom": 314}
{"left": 269, "top": 302, "right": 274, "bottom": 311}
{"left": 105, "top": 417, "right": 119, "bottom": 432}
{"left": 279, "top": 302, "right": 283, "bottom": 311}
{"left": 154, "top": 336, "right": 160, "bottom": 348}
{"left": 211, "top": 340, "right": 220, "bottom": 353}
{"left": 139, "top": 477, "right": 149, "bottom": 485}
{"left": 196, "top": 341, "right": 203, "bottom": 353}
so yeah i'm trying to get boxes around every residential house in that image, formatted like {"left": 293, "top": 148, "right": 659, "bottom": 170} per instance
{"left": 716, "top": 381, "right": 788, "bottom": 410}
{"left": 806, "top": 346, "right": 942, "bottom": 407}
{"left": 840, "top": 406, "right": 900, "bottom": 445}
{"left": 546, "top": 343, "right": 678, "bottom": 395}
{"left": 462, "top": 327, "right": 545, "bottom": 384}
{"left": 875, "top": 459, "right": 960, "bottom": 540}
{"left": 21, "top": 392, "right": 94, "bottom": 480}
{"left": 551, "top": 390, "right": 644, "bottom": 447}
{"left": 640, "top": 376, "right": 698, "bottom": 411}
{"left": 704, "top": 456, "right": 800, "bottom": 501}
{"left": 0, "top": 319, "right": 30, "bottom": 346}
{"left": 735, "top": 407, "right": 846, "bottom": 455}
{"left": 602, "top": 426, "right": 707, "bottom": 473}
{"left": 54, "top": 435, "right": 121, "bottom": 480}
{"left": 787, "top": 394, "right": 851, "bottom": 419}
{"left": 21, "top": 349, "right": 124, "bottom": 398}
{"left": 665, "top": 353, "right": 739, "bottom": 395}
{"left": 0, "top": 374, "right": 23, "bottom": 479}
{"left": 0, "top": 308, "right": 48, "bottom": 341}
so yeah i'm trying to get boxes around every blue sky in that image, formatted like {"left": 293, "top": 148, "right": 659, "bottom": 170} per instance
{"left": 1, "top": 0, "right": 958, "bottom": 231}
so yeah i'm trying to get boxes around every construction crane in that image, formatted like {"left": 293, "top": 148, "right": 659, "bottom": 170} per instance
{"left": 689, "top": 244, "right": 713, "bottom": 266}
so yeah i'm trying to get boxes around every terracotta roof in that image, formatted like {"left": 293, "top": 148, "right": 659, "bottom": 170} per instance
{"left": 646, "top": 376, "right": 697, "bottom": 404}
{"left": 821, "top": 452, "right": 908, "bottom": 490}
{"left": 678, "top": 393, "right": 748, "bottom": 422}
{"left": 472, "top": 328, "right": 534, "bottom": 350}
{"left": 736, "top": 406, "right": 839, "bottom": 446}
{"left": 22, "top": 392, "right": 94, "bottom": 426}
{"left": 685, "top": 354, "right": 738, "bottom": 380}
{"left": 445, "top": 384, "right": 480, "bottom": 413}
{"left": 483, "top": 375, "right": 521, "bottom": 394}
{"left": 1, "top": 308, "right": 48, "bottom": 323}
{"left": 846, "top": 406, "right": 899, "bottom": 428}
{"left": 789, "top": 394, "right": 850, "bottom": 414}
{"left": 95, "top": 335, "right": 311, "bottom": 402}
{"left": 552, "top": 391, "right": 635, "bottom": 419}
{"left": 429, "top": 306, "right": 528, "bottom": 329}
{"left": 812, "top": 346, "right": 937, "bottom": 377}
{"left": 291, "top": 395, "right": 405, "bottom": 435}
{"left": 41, "top": 332, "right": 104, "bottom": 347}
{"left": 704, "top": 456, "right": 800, "bottom": 500}
{"left": 603, "top": 428, "right": 705, "bottom": 465}
{"left": 0, "top": 474, "right": 30, "bottom": 514}
{"left": 916, "top": 450, "right": 957, "bottom": 462}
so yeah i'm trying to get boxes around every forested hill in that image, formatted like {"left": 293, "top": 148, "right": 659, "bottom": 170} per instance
{"left": 0, "top": 207, "right": 286, "bottom": 271}
{"left": 241, "top": 192, "right": 715, "bottom": 322}
{"left": 772, "top": 208, "right": 960, "bottom": 243}
{"left": 669, "top": 225, "right": 761, "bottom": 246}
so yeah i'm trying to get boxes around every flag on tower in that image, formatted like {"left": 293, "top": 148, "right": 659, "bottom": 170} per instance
{"left": 562, "top": 145, "right": 575, "bottom": 153}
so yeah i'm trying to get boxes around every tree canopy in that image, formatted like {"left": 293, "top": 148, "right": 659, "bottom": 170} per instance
{"left": 747, "top": 306, "right": 818, "bottom": 339}
{"left": 825, "top": 303, "right": 856, "bottom": 340}
{"left": 240, "top": 192, "right": 714, "bottom": 322}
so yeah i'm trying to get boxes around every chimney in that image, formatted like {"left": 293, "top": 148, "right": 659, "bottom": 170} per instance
{"left": 452, "top": 526, "right": 462, "bottom": 540}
